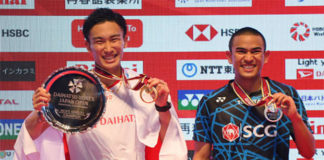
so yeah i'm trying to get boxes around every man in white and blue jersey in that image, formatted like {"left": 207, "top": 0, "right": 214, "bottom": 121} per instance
{"left": 193, "top": 27, "right": 315, "bottom": 160}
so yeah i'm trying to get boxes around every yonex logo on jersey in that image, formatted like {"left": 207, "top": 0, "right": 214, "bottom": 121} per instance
{"left": 222, "top": 123, "right": 240, "bottom": 142}
{"left": 216, "top": 97, "right": 226, "bottom": 103}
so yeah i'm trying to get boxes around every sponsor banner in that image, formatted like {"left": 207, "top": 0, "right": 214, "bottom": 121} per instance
{"left": 285, "top": 59, "right": 324, "bottom": 80}
{"left": 71, "top": 19, "right": 143, "bottom": 48}
{"left": 179, "top": 118, "right": 195, "bottom": 140}
{"left": 297, "top": 90, "right": 324, "bottom": 110}
{"left": 66, "top": 61, "right": 143, "bottom": 74}
{"left": 0, "top": 119, "right": 23, "bottom": 140}
{"left": 177, "top": 60, "right": 234, "bottom": 80}
{"left": 309, "top": 117, "right": 324, "bottom": 140}
{"left": 0, "top": 0, "right": 34, "bottom": 9}
{"left": 176, "top": 0, "right": 252, "bottom": 8}
{"left": 285, "top": 0, "right": 324, "bottom": 6}
{"left": 65, "top": 0, "right": 142, "bottom": 9}
{"left": 0, "top": 150, "right": 14, "bottom": 160}
{"left": 1, "top": 15, "right": 324, "bottom": 52}
{"left": 0, "top": 90, "right": 33, "bottom": 111}
{"left": 0, "top": 61, "right": 35, "bottom": 81}
{"left": 290, "top": 148, "right": 323, "bottom": 160}
{"left": 178, "top": 90, "right": 213, "bottom": 110}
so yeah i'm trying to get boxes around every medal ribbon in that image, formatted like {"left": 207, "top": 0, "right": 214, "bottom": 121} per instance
{"left": 231, "top": 78, "right": 273, "bottom": 107}
{"left": 63, "top": 133, "right": 70, "bottom": 160}
{"left": 93, "top": 65, "right": 150, "bottom": 91}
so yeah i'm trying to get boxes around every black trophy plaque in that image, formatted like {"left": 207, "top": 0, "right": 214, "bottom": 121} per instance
{"left": 42, "top": 67, "right": 106, "bottom": 133}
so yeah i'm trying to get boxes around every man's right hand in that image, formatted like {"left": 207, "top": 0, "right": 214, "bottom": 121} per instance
{"left": 25, "top": 87, "right": 51, "bottom": 140}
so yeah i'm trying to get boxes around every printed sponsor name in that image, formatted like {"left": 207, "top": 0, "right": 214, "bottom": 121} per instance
{"left": 0, "top": 0, "right": 34, "bottom": 9}
{"left": 65, "top": 0, "right": 142, "bottom": 9}
{"left": 176, "top": 0, "right": 252, "bottom": 7}
{"left": 0, "top": 119, "right": 24, "bottom": 140}
{"left": 0, "top": 90, "right": 34, "bottom": 111}
{"left": 177, "top": 60, "right": 234, "bottom": 80}
{"left": 297, "top": 90, "right": 324, "bottom": 110}
{"left": 285, "top": 0, "right": 324, "bottom": 6}
{"left": 179, "top": 118, "right": 195, "bottom": 140}
{"left": 285, "top": 59, "right": 324, "bottom": 79}
{"left": 66, "top": 61, "right": 143, "bottom": 74}
{"left": 72, "top": 19, "right": 143, "bottom": 48}
{"left": 0, "top": 61, "right": 35, "bottom": 81}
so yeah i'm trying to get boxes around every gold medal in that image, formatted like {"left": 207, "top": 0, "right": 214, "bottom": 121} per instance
{"left": 140, "top": 85, "right": 158, "bottom": 103}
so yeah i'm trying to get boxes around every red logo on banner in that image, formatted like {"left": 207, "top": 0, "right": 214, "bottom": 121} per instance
{"left": 0, "top": 0, "right": 26, "bottom": 5}
{"left": 297, "top": 69, "right": 314, "bottom": 79}
{"left": 290, "top": 22, "right": 310, "bottom": 42}
{"left": 222, "top": 123, "right": 239, "bottom": 142}
{"left": 186, "top": 24, "right": 218, "bottom": 41}
{"left": 72, "top": 19, "right": 143, "bottom": 48}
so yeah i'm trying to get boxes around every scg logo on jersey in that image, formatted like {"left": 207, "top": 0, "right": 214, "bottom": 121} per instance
{"left": 222, "top": 123, "right": 277, "bottom": 142}
{"left": 72, "top": 19, "right": 143, "bottom": 48}
{"left": 222, "top": 123, "right": 240, "bottom": 142}
{"left": 178, "top": 90, "right": 213, "bottom": 110}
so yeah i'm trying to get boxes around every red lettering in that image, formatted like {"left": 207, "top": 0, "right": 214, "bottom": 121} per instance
{"left": 117, "top": 116, "right": 123, "bottom": 123}
{"left": 124, "top": 115, "right": 130, "bottom": 122}
{"left": 107, "top": 118, "right": 114, "bottom": 125}
{"left": 100, "top": 117, "right": 106, "bottom": 125}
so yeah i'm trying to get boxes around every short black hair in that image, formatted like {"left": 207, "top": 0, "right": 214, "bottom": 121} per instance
{"left": 83, "top": 8, "right": 127, "bottom": 42}
{"left": 228, "top": 27, "right": 266, "bottom": 52}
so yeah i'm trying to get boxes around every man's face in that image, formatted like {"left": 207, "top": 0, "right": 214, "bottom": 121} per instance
{"left": 86, "top": 21, "right": 127, "bottom": 75}
{"left": 226, "top": 34, "right": 269, "bottom": 81}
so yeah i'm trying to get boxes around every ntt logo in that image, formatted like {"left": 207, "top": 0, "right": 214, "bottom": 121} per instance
{"left": 290, "top": 22, "right": 311, "bottom": 41}
{"left": 182, "top": 63, "right": 198, "bottom": 77}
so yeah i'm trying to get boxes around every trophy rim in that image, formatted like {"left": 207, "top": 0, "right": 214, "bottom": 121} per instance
{"left": 41, "top": 66, "right": 106, "bottom": 134}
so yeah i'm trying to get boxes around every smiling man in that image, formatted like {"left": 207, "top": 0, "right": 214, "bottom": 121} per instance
{"left": 14, "top": 8, "right": 187, "bottom": 160}
{"left": 193, "top": 27, "right": 315, "bottom": 160}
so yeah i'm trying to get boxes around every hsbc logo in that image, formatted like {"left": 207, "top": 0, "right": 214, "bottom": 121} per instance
{"left": 297, "top": 69, "right": 314, "bottom": 79}
{"left": 186, "top": 24, "right": 218, "bottom": 41}
{"left": 72, "top": 19, "right": 143, "bottom": 48}
{"left": 222, "top": 123, "right": 277, "bottom": 142}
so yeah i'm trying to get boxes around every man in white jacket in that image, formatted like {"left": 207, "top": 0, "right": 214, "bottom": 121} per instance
{"left": 14, "top": 8, "right": 187, "bottom": 160}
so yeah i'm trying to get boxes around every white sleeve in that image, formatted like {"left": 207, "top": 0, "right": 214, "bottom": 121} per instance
{"left": 133, "top": 96, "right": 188, "bottom": 160}
{"left": 14, "top": 122, "right": 65, "bottom": 160}
{"left": 159, "top": 102, "right": 188, "bottom": 160}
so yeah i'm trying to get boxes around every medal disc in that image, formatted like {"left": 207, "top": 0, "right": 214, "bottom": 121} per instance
{"left": 264, "top": 102, "right": 283, "bottom": 123}
{"left": 139, "top": 85, "right": 158, "bottom": 103}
